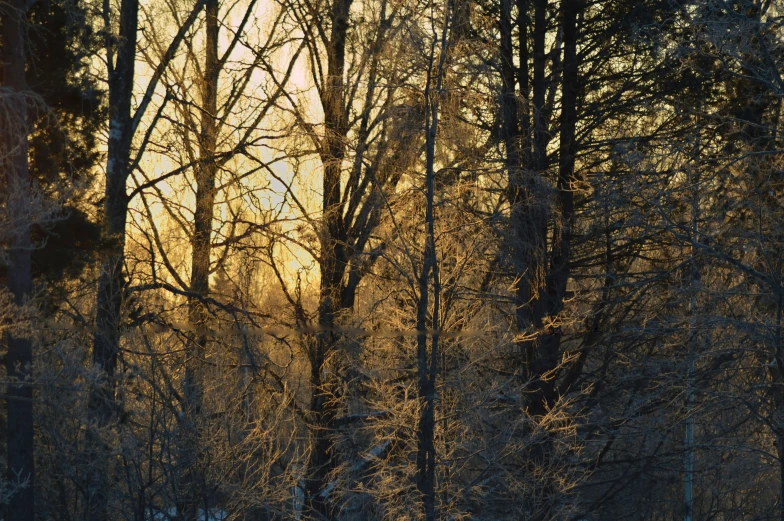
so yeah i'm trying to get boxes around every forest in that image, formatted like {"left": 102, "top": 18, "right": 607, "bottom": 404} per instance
{"left": 3, "top": 0, "right": 784, "bottom": 519}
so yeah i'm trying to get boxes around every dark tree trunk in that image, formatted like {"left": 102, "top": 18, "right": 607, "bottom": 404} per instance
{"left": 776, "top": 294, "right": 784, "bottom": 521}
{"left": 305, "top": 0, "right": 353, "bottom": 518}
{"left": 87, "top": 0, "right": 138, "bottom": 518}
{"left": 415, "top": 254, "right": 437, "bottom": 521}
{"left": 550, "top": 0, "right": 578, "bottom": 315}
{"left": 500, "top": 0, "right": 530, "bottom": 346}
{"left": 532, "top": 5, "right": 579, "bottom": 520}
{"left": 500, "top": 0, "right": 521, "bottom": 184}
{"left": 416, "top": 114, "right": 438, "bottom": 521}
{"left": 779, "top": 428, "right": 784, "bottom": 521}
{"left": 516, "top": 0, "right": 531, "bottom": 163}
{"left": 180, "top": 0, "right": 219, "bottom": 518}
{"left": 416, "top": 10, "right": 449, "bottom": 520}
{"left": 2, "top": 1, "right": 35, "bottom": 519}
{"left": 531, "top": 0, "right": 547, "bottom": 178}
{"left": 500, "top": 1, "right": 580, "bottom": 519}
{"left": 510, "top": 0, "right": 548, "bottom": 391}
{"left": 776, "top": 433, "right": 784, "bottom": 521}
{"left": 530, "top": 0, "right": 580, "bottom": 416}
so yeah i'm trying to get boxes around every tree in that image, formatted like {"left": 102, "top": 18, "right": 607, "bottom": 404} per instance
{"left": 1, "top": 0, "right": 35, "bottom": 518}
{"left": 87, "top": 0, "right": 205, "bottom": 517}
{"left": 128, "top": 0, "right": 297, "bottom": 515}
{"left": 269, "top": 0, "right": 424, "bottom": 516}
{"left": 1, "top": 0, "right": 103, "bottom": 518}
{"left": 414, "top": 0, "right": 451, "bottom": 517}
{"left": 16, "top": 0, "right": 784, "bottom": 520}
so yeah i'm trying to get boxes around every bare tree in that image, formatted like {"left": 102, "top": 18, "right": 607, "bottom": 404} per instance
{"left": 266, "top": 0, "right": 424, "bottom": 516}
{"left": 414, "top": 0, "right": 452, "bottom": 518}
{"left": 88, "top": 0, "right": 208, "bottom": 518}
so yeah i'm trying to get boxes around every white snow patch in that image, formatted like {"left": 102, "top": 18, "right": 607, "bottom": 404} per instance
{"left": 145, "top": 507, "right": 228, "bottom": 521}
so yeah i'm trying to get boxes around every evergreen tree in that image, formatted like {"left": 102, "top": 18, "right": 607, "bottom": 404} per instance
{"left": 1, "top": 0, "right": 103, "bottom": 287}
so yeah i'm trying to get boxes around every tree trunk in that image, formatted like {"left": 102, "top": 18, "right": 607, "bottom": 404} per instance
{"left": 180, "top": 0, "right": 219, "bottom": 517}
{"left": 305, "top": 0, "right": 353, "bottom": 518}
{"left": 500, "top": 0, "right": 521, "bottom": 195}
{"left": 512, "top": 0, "right": 549, "bottom": 393}
{"left": 3, "top": 1, "right": 35, "bottom": 519}
{"left": 416, "top": 112, "right": 438, "bottom": 521}
{"left": 549, "top": 0, "right": 578, "bottom": 318}
{"left": 501, "top": 1, "right": 580, "bottom": 519}
{"left": 776, "top": 293, "right": 784, "bottom": 521}
{"left": 416, "top": 8, "right": 449, "bottom": 520}
{"left": 531, "top": 0, "right": 547, "bottom": 178}
{"left": 516, "top": 0, "right": 530, "bottom": 163}
{"left": 88, "top": 0, "right": 138, "bottom": 518}
{"left": 530, "top": 0, "right": 580, "bottom": 415}
{"left": 779, "top": 428, "right": 784, "bottom": 521}
{"left": 500, "top": 0, "right": 530, "bottom": 351}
